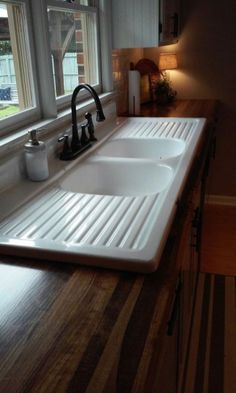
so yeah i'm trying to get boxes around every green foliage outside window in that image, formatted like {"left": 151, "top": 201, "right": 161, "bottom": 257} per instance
{"left": 0, "top": 41, "right": 12, "bottom": 55}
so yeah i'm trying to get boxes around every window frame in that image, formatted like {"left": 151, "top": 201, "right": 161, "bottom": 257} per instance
{"left": 0, "top": 0, "right": 103, "bottom": 136}
{"left": 0, "top": 0, "right": 41, "bottom": 134}
{"left": 45, "top": 0, "right": 102, "bottom": 109}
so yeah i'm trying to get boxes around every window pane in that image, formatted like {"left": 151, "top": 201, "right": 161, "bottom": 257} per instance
{"left": 54, "top": 1, "right": 98, "bottom": 6}
{"left": 0, "top": 2, "right": 35, "bottom": 120}
{"left": 47, "top": 7, "right": 99, "bottom": 98}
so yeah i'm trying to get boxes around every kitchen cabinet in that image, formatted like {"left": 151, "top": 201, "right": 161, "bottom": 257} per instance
{"left": 177, "top": 181, "right": 202, "bottom": 391}
{"left": 154, "top": 175, "right": 206, "bottom": 392}
{"left": 111, "top": 0, "right": 180, "bottom": 49}
{"left": 111, "top": 0, "right": 160, "bottom": 48}
{"left": 159, "top": 0, "right": 180, "bottom": 45}
{"left": 139, "top": 99, "right": 218, "bottom": 392}
{"left": 178, "top": 120, "right": 216, "bottom": 392}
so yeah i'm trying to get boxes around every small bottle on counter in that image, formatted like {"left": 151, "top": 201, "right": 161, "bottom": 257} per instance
{"left": 24, "top": 129, "right": 49, "bottom": 181}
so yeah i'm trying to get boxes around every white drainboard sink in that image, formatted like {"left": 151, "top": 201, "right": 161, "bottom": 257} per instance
{"left": 0, "top": 117, "right": 206, "bottom": 273}
{"left": 59, "top": 158, "right": 173, "bottom": 196}
{"left": 96, "top": 138, "right": 185, "bottom": 160}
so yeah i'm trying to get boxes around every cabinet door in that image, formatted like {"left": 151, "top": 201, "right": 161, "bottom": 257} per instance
{"left": 159, "top": 0, "right": 180, "bottom": 45}
{"left": 177, "top": 185, "right": 202, "bottom": 391}
{"left": 111, "top": 0, "right": 159, "bottom": 48}
{"left": 152, "top": 278, "right": 181, "bottom": 393}
{"left": 177, "top": 205, "right": 194, "bottom": 390}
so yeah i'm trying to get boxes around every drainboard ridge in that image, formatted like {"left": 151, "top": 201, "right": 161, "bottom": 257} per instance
{"left": 115, "top": 118, "right": 197, "bottom": 142}
{"left": 0, "top": 188, "right": 161, "bottom": 252}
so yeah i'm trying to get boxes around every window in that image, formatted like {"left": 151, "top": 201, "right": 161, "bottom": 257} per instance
{"left": 47, "top": 4, "right": 99, "bottom": 98}
{"left": 0, "top": 0, "right": 101, "bottom": 134}
{"left": 54, "top": 1, "right": 98, "bottom": 6}
{"left": 0, "top": 1, "right": 36, "bottom": 122}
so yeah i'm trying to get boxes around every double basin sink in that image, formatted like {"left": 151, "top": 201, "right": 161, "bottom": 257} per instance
{"left": 0, "top": 117, "right": 206, "bottom": 272}
{"left": 60, "top": 138, "right": 185, "bottom": 197}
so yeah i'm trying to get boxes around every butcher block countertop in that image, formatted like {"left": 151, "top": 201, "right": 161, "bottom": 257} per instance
{"left": 0, "top": 100, "right": 219, "bottom": 392}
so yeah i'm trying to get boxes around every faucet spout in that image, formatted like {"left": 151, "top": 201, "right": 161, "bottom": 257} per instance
{"left": 58, "top": 83, "right": 105, "bottom": 160}
{"left": 71, "top": 83, "right": 105, "bottom": 151}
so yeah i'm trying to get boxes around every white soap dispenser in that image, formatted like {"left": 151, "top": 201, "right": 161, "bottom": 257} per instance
{"left": 24, "top": 129, "right": 49, "bottom": 181}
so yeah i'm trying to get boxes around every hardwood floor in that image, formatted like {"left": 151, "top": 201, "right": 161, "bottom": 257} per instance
{"left": 183, "top": 273, "right": 236, "bottom": 393}
{"left": 182, "top": 204, "right": 236, "bottom": 393}
{"left": 201, "top": 204, "right": 236, "bottom": 276}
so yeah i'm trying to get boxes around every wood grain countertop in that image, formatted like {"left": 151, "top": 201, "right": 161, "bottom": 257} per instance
{"left": 0, "top": 100, "right": 219, "bottom": 392}
{"left": 140, "top": 99, "right": 219, "bottom": 122}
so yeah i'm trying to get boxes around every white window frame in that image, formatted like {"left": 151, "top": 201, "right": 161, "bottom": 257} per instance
{"left": 41, "top": 0, "right": 102, "bottom": 112}
{"left": 0, "top": 0, "right": 41, "bottom": 134}
{"left": 0, "top": 0, "right": 107, "bottom": 137}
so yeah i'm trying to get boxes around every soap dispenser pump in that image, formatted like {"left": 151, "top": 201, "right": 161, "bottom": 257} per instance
{"left": 24, "top": 129, "right": 49, "bottom": 181}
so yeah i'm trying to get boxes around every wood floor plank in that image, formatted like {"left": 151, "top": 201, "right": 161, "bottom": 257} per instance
{"left": 224, "top": 277, "right": 236, "bottom": 393}
{"left": 183, "top": 273, "right": 236, "bottom": 393}
{"left": 208, "top": 275, "right": 225, "bottom": 393}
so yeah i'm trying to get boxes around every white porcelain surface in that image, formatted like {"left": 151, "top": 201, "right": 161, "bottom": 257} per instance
{"left": 59, "top": 158, "right": 173, "bottom": 196}
{"left": 96, "top": 138, "right": 185, "bottom": 160}
{"left": 0, "top": 117, "right": 206, "bottom": 273}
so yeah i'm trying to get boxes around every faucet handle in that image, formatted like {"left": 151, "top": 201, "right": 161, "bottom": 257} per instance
{"left": 58, "top": 134, "right": 71, "bottom": 159}
{"left": 80, "top": 124, "right": 90, "bottom": 146}
{"left": 85, "top": 112, "right": 97, "bottom": 141}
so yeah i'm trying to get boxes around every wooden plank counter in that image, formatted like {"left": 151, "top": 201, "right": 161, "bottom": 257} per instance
{"left": 0, "top": 251, "right": 176, "bottom": 392}
{"left": 139, "top": 99, "right": 218, "bottom": 122}
{"left": 0, "top": 100, "right": 219, "bottom": 392}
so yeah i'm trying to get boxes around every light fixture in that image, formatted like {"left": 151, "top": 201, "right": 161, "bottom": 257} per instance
{"left": 158, "top": 53, "right": 178, "bottom": 71}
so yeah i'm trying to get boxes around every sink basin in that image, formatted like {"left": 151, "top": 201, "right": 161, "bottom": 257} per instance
{"left": 59, "top": 159, "right": 173, "bottom": 196}
{"left": 96, "top": 138, "right": 186, "bottom": 160}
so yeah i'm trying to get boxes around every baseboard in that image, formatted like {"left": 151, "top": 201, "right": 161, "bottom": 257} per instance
{"left": 205, "top": 194, "right": 236, "bottom": 206}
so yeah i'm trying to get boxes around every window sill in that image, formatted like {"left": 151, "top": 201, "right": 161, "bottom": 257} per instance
{"left": 0, "top": 91, "right": 115, "bottom": 158}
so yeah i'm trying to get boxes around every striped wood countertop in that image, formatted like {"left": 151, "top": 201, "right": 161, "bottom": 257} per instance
{"left": 0, "top": 245, "right": 178, "bottom": 393}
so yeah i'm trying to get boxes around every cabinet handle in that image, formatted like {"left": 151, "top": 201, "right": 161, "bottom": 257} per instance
{"left": 192, "top": 207, "right": 200, "bottom": 228}
{"left": 167, "top": 279, "right": 182, "bottom": 336}
{"left": 170, "top": 13, "right": 179, "bottom": 37}
{"left": 212, "top": 135, "right": 217, "bottom": 159}
{"left": 191, "top": 207, "right": 201, "bottom": 252}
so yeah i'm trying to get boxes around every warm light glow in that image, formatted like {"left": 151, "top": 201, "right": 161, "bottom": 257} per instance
{"left": 159, "top": 53, "right": 178, "bottom": 71}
